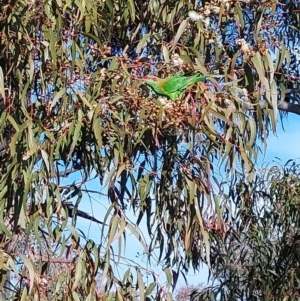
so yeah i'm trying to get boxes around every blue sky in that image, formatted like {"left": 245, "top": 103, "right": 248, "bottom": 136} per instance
{"left": 61, "top": 113, "right": 300, "bottom": 292}
{"left": 261, "top": 114, "right": 300, "bottom": 163}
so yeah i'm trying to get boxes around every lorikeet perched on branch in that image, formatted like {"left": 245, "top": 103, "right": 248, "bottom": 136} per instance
{"left": 143, "top": 74, "right": 209, "bottom": 100}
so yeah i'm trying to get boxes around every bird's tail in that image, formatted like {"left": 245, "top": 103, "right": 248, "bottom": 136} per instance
{"left": 196, "top": 74, "right": 209, "bottom": 80}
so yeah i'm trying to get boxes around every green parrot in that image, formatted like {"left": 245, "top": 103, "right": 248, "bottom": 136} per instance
{"left": 143, "top": 74, "right": 209, "bottom": 100}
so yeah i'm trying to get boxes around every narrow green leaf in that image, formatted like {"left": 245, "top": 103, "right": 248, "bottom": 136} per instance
{"left": 72, "top": 252, "right": 83, "bottom": 290}
{"left": 246, "top": 118, "right": 256, "bottom": 149}
{"left": 276, "top": 45, "right": 287, "bottom": 71}
{"left": 166, "top": 292, "right": 173, "bottom": 301}
{"left": 202, "top": 230, "right": 211, "bottom": 269}
{"left": 127, "top": 0, "right": 136, "bottom": 21}
{"left": 7, "top": 115, "right": 20, "bottom": 132}
{"left": 164, "top": 267, "right": 172, "bottom": 289}
{"left": 41, "top": 149, "right": 50, "bottom": 172}
{"left": 136, "top": 34, "right": 151, "bottom": 54}
{"left": 50, "top": 88, "right": 66, "bottom": 110}
{"left": 145, "top": 282, "right": 156, "bottom": 296}
{"left": 235, "top": 4, "right": 244, "bottom": 29}
{"left": 19, "top": 255, "right": 35, "bottom": 293}
{"left": 172, "top": 20, "right": 188, "bottom": 50}
{"left": 162, "top": 45, "right": 170, "bottom": 64}
{"left": 68, "top": 121, "right": 82, "bottom": 159}
{"left": 112, "top": 216, "right": 126, "bottom": 244}
{"left": 72, "top": 291, "right": 81, "bottom": 301}
{"left": 266, "top": 52, "right": 274, "bottom": 83}
{"left": 101, "top": 250, "right": 110, "bottom": 284}
{"left": 20, "top": 286, "right": 28, "bottom": 301}
{"left": 126, "top": 222, "right": 148, "bottom": 253}
{"left": 77, "top": 91, "right": 93, "bottom": 109}
{"left": 255, "top": 8, "right": 264, "bottom": 37}
{"left": 28, "top": 56, "right": 35, "bottom": 82}
{"left": 136, "top": 268, "right": 145, "bottom": 301}
{"left": 270, "top": 80, "right": 278, "bottom": 131}
{"left": 0, "top": 185, "right": 7, "bottom": 200}
{"left": 105, "top": 214, "right": 118, "bottom": 253}
{"left": 0, "top": 67, "right": 4, "bottom": 99}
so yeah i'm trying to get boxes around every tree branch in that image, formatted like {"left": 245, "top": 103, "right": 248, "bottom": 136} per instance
{"left": 277, "top": 101, "right": 300, "bottom": 115}
{"left": 243, "top": 100, "right": 300, "bottom": 115}
{"left": 242, "top": 101, "right": 300, "bottom": 116}
{"left": 241, "top": 90, "right": 300, "bottom": 116}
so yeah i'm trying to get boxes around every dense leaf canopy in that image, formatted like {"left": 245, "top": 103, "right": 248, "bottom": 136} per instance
{"left": 192, "top": 160, "right": 300, "bottom": 300}
{"left": 0, "top": 0, "right": 300, "bottom": 300}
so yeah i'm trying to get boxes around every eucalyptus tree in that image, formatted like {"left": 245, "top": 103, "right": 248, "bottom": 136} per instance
{"left": 191, "top": 160, "right": 300, "bottom": 300}
{"left": 0, "top": 0, "right": 299, "bottom": 300}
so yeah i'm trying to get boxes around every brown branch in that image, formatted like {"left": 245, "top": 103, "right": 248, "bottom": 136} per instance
{"left": 242, "top": 101, "right": 300, "bottom": 116}
{"left": 277, "top": 101, "right": 300, "bottom": 115}
{"left": 241, "top": 89, "right": 300, "bottom": 116}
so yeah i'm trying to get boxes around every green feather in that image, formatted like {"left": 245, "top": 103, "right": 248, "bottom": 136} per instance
{"left": 144, "top": 74, "right": 209, "bottom": 100}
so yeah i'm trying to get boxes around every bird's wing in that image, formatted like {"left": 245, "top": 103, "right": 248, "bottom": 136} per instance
{"left": 162, "top": 75, "right": 202, "bottom": 93}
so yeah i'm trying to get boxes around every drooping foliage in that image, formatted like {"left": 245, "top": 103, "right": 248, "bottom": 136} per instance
{"left": 0, "top": 0, "right": 299, "bottom": 300}
{"left": 192, "top": 160, "right": 300, "bottom": 300}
